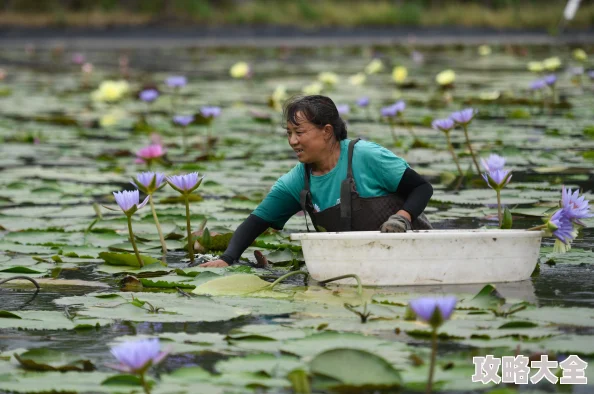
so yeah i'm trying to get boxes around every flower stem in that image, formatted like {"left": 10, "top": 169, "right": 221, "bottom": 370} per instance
{"left": 496, "top": 189, "right": 503, "bottom": 228}
{"left": 527, "top": 224, "right": 547, "bottom": 231}
{"left": 139, "top": 373, "right": 151, "bottom": 394}
{"left": 184, "top": 195, "right": 194, "bottom": 263}
{"left": 389, "top": 121, "right": 397, "bottom": 145}
{"left": 426, "top": 328, "right": 438, "bottom": 394}
{"left": 462, "top": 124, "right": 481, "bottom": 175}
{"left": 149, "top": 194, "right": 167, "bottom": 255}
{"left": 268, "top": 271, "right": 308, "bottom": 290}
{"left": 317, "top": 274, "right": 363, "bottom": 297}
{"left": 181, "top": 126, "right": 188, "bottom": 154}
{"left": 401, "top": 117, "right": 417, "bottom": 138}
{"left": 127, "top": 215, "right": 144, "bottom": 268}
{"left": 445, "top": 131, "right": 463, "bottom": 176}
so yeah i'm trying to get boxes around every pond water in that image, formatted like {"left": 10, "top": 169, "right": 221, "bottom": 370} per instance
{"left": 0, "top": 43, "right": 593, "bottom": 393}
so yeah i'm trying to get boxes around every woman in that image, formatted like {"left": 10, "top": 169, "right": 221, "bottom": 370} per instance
{"left": 200, "top": 95, "right": 433, "bottom": 268}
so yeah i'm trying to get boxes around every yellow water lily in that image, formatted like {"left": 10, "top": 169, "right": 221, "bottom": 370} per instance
{"left": 270, "top": 85, "right": 288, "bottom": 111}
{"left": 392, "top": 66, "right": 408, "bottom": 84}
{"left": 478, "top": 45, "right": 491, "bottom": 56}
{"left": 91, "top": 80, "right": 129, "bottom": 103}
{"left": 230, "top": 62, "right": 250, "bottom": 78}
{"left": 364, "top": 59, "right": 384, "bottom": 74}
{"left": 573, "top": 48, "right": 588, "bottom": 62}
{"left": 99, "top": 110, "right": 125, "bottom": 128}
{"left": 436, "top": 69, "right": 455, "bottom": 86}
{"left": 272, "top": 85, "right": 287, "bottom": 103}
{"left": 527, "top": 61, "right": 544, "bottom": 73}
{"left": 302, "top": 82, "right": 323, "bottom": 95}
{"left": 479, "top": 91, "right": 500, "bottom": 101}
{"left": 543, "top": 56, "right": 562, "bottom": 71}
{"left": 349, "top": 72, "right": 366, "bottom": 86}
{"left": 318, "top": 72, "right": 339, "bottom": 86}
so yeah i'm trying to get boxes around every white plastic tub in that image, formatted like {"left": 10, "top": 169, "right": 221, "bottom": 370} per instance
{"left": 290, "top": 230, "right": 543, "bottom": 286}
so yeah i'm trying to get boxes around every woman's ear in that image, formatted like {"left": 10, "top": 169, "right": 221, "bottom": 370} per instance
{"left": 323, "top": 124, "right": 334, "bottom": 140}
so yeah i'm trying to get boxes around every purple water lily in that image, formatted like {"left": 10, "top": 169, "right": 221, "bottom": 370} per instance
{"left": 132, "top": 172, "right": 167, "bottom": 254}
{"left": 109, "top": 338, "right": 168, "bottom": 374}
{"left": 432, "top": 117, "right": 462, "bottom": 175}
{"left": 530, "top": 79, "right": 547, "bottom": 90}
{"left": 110, "top": 190, "right": 150, "bottom": 266}
{"left": 167, "top": 173, "right": 204, "bottom": 264}
{"left": 167, "top": 172, "right": 203, "bottom": 194}
{"left": 482, "top": 169, "right": 512, "bottom": 190}
{"left": 337, "top": 104, "right": 350, "bottom": 115}
{"left": 431, "top": 118, "right": 455, "bottom": 133}
{"left": 381, "top": 101, "right": 405, "bottom": 118}
{"left": 409, "top": 296, "right": 457, "bottom": 328}
{"left": 450, "top": 108, "right": 477, "bottom": 125}
{"left": 113, "top": 190, "right": 149, "bottom": 214}
{"left": 561, "top": 186, "right": 592, "bottom": 225}
{"left": 173, "top": 115, "right": 194, "bottom": 127}
{"left": 139, "top": 89, "right": 159, "bottom": 103}
{"left": 166, "top": 76, "right": 187, "bottom": 88}
{"left": 548, "top": 208, "right": 576, "bottom": 244}
{"left": 544, "top": 74, "right": 557, "bottom": 86}
{"left": 133, "top": 172, "right": 166, "bottom": 194}
{"left": 201, "top": 106, "right": 221, "bottom": 118}
{"left": 357, "top": 97, "right": 370, "bottom": 107}
{"left": 481, "top": 154, "right": 506, "bottom": 172}
{"left": 381, "top": 105, "right": 397, "bottom": 117}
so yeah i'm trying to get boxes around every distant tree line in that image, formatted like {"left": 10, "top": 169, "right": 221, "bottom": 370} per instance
{"left": 0, "top": 0, "right": 571, "bottom": 14}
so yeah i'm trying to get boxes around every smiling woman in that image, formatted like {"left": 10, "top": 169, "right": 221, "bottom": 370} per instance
{"left": 200, "top": 95, "right": 433, "bottom": 268}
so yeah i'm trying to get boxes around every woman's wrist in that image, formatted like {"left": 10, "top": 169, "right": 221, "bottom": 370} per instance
{"left": 396, "top": 210, "right": 412, "bottom": 222}
{"left": 219, "top": 254, "right": 235, "bottom": 265}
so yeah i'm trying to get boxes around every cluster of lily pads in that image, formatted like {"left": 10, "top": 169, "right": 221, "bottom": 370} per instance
{"left": 105, "top": 294, "right": 458, "bottom": 394}
{"left": 2, "top": 43, "right": 594, "bottom": 394}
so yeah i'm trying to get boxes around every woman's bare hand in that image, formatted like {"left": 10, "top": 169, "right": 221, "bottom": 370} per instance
{"left": 198, "top": 259, "right": 229, "bottom": 268}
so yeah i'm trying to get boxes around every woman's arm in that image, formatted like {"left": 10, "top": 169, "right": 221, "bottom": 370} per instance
{"left": 395, "top": 167, "right": 433, "bottom": 221}
{"left": 199, "top": 215, "right": 271, "bottom": 267}
{"left": 199, "top": 172, "right": 303, "bottom": 267}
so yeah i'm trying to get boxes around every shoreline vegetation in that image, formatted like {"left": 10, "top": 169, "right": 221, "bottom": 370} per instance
{"left": 0, "top": 0, "right": 593, "bottom": 31}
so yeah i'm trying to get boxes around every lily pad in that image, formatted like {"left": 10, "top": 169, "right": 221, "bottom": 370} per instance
{"left": 14, "top": 348, "right": 95, "bottom": 372}
{"left": 54, "top": 292, "right": 250, "bottom": 323}
{"left": 310, "top": 348, "right": 402, "bottom": 390}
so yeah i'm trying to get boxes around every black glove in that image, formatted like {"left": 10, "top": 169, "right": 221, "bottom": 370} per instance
{"left": 380, "top": 214, "right": 412, "bottom": 233}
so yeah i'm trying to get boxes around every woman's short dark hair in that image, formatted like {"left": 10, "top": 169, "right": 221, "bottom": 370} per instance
{"left": 283, "top": 95, "right": 347, "bottom": 140}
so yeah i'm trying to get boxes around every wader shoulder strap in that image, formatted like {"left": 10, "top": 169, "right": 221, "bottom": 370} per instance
{"left": 339, "top": 138, "right": 361, "bottom": 231}
{"left": 299, "top": 164, "right": 314, "bottom": 232}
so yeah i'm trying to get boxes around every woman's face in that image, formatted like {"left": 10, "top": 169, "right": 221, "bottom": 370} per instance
{"left": 286, "top": 112, "right": 332, "bottom": 164}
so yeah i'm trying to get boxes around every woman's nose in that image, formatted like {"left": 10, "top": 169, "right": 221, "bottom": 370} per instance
{"left": 288, "top": 133, "right": 298, "bottom": 145}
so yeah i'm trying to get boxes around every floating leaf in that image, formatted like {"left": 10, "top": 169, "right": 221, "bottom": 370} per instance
{"left": 14, "top": 349, "right": 95, "bottom": 372}
{"left": 98, "top": 252, "right": 162, "bottom": 268}
{"left": 310, "top": 348, "right": 401, "bottom": 389}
